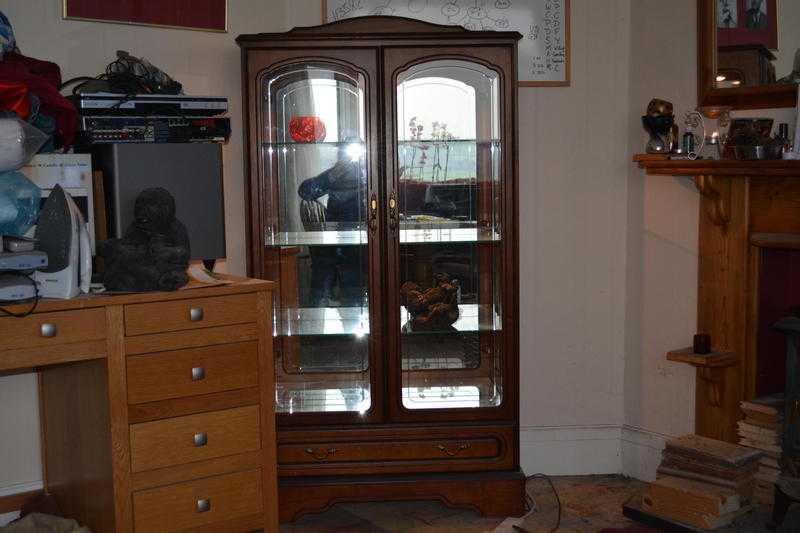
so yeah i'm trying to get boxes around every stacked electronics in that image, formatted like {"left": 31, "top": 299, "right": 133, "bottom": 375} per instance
{"left": 0, "top": 235, "right": 47, "bottom": 302}
{"left": 74, "top": 92, "right": 229, "bottom": 265}
{"left": 73, "top": 93, "right": 230, "bottom": 147}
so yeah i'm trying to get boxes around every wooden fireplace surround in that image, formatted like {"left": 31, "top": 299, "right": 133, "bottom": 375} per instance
{"left": 635, "top": 157, "right": 800, "bottom": 442}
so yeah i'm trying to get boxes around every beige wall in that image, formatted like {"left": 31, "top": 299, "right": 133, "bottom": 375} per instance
{"left": 516, "top": 0, "right": 631, "bottom": 473}
{"left": 623, "top": 0, "right": 699, "bottom": 480}
{"left": 775, "top": 0, "right": 800, "bottom": 80}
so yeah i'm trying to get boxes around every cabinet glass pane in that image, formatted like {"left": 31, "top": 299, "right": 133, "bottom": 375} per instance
{"left": 396, "top": 60, "right": 503, "bottom": 410}
{"left": 263, "top": 64, "right": 371, "bottom": 414}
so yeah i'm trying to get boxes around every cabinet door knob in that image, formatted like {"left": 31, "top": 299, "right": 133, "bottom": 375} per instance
{"left": 191, "top": 367, "right": 206, "bottom": 381}
{"left": 436, "top": 443, "right": 470, "bottom": 456}
{"left": 40, "top": 323, "right": 57, "bottom": 338}
{"left": 189, "top": 307, "right": 204, "bottom": 322}
{"left": 369, "top": 194, "right": 379, "bottom": 233}
{"left": 196, "top": 498, "right": 211, "bottom": 513}
{"left": 193, "top": 432, "right": 208, "bottom": 447}
{"left": 304, "top": 447, "right": 337, "bottom": 461}
{"left": 388, "top": 192, "right": 398, "bottom": 230}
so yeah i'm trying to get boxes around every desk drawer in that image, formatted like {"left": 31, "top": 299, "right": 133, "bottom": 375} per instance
{"left": 0, "top": 308, "right": 106, "bottom": 350}
{"left": 127, "top": 341, "right": 259, "bottom": 404}
{"left": 130, "top": 405, "right": 261, "bottom": 472}
{"left": 124, "top": 293, "right": 257, "bottom": 336}
{"left": 133, "top": 468, "right": 262, "bottom": 532}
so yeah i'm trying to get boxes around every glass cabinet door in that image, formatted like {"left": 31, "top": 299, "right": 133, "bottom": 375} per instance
{"left": 261, "top": 62, "right": 374, "bottom": 416}
{"left": 393, "top": 59, "right": 505, "bottom": 412}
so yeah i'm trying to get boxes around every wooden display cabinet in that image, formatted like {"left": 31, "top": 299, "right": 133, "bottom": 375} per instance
{"left": 238, "top": 16, "right": 524, "bottom": 521}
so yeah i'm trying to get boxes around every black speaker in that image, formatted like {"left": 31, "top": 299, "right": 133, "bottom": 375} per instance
{"left": 92, "top": 143, "right": 226, "bottom": 262}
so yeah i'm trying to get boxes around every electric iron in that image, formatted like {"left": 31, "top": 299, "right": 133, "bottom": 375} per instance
{"left": 34, "top": 184, "right": 91, "bottom": 298}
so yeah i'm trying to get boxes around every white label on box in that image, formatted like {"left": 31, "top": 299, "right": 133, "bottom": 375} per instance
{"left": 20, "top": 154, "right": 92, "bottom": 189}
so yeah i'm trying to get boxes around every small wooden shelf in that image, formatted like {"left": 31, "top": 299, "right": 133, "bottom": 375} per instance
{"left": 750, "top": 232, "right": 800, "bottom": 250}
{"left": 666, "top": 347, "right": 737, "bottom": 368}
{"left": 633, "top": 154, "right": 800, "bottom": 177}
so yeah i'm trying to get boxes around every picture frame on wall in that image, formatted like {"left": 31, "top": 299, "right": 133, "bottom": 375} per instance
{"left": 717, "top": 0, "right": 777, "bottom": 50}
{"left": 63, "top": 0, "right": 228, "bottom": 33}
{"left": 321, "top": 0, "right": 571, "bottom": 87}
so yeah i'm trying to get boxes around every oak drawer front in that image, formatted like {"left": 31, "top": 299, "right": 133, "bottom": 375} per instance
{"left": 0, "top": 308, "right": 106, "bottom": 350}
{"left": 133, "top": 468, "right": 263, "bottom": 532}
{"left": 279, "top": 437, "right": 500, "bottom": 466}
{"left": 124, "top": 293, "right": 257, "bottom": 336}
{"left": 130, "top": 406, "right": 261, "bottom": 472}
{"left": 127, "top": 341, "right": 259, "bottom": 404}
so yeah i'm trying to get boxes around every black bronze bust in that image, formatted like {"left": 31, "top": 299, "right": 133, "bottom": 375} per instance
{"left": 100, "top": 187, "right": 190, "bottom": 292}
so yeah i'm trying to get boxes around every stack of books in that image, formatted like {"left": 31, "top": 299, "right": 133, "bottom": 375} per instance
{"left": 643, "top": 434, "right": 762, "bottom": 529}
{"left": 738, "top": 394, "right": 784, "bottom": 506}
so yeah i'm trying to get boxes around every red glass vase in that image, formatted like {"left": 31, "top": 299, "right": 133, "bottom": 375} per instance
{"left": 288, "top": 116, "right": 326, "bottom": 143}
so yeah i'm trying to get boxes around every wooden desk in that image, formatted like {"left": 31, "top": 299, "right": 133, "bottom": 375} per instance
{"left": 0, "top": 279, "right": 278, "bottom": 532}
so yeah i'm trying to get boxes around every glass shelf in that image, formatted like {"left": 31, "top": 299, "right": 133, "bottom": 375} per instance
{"left": 275, "top": 306, "right": 370, "bottom": 337}
{"left": 397, "top": 139, "right": 500, "bottom": 144}
{"left": 266, "top": 227, "right": 500, "bottom": 247}
{"left": 402, "top": 378, "right": 501, "bottom": 409}
{"left": 263, "top": 141, "right": 366, "bottom": 147}
{"left": 262, "top": 139, "right": 498, "bottom": 146}
{"left": 267, "top": 229, "right": 368, "bottom": 247}
{"left": 274, "top": 304, "right": 501, "bottom": 337}
{"left": 276, "top": 381, "right": 371, "bottom": 414}
{"left": 400, "top": 227, "right": 501, "bottom": 244}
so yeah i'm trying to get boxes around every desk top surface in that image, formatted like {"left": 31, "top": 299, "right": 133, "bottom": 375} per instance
{"left": 1, "top": 276, "right": 275, "bottom": 315}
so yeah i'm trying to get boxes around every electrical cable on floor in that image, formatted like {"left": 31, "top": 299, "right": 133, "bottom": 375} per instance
{"left": 513, "top": 473, "right": 562, "bottom": 533}
{"left": 0, "top": 273, "right": 40, "bottom": 318}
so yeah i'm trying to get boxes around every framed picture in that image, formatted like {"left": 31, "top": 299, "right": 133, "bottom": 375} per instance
{"left": 63, "top": 0, "right": 227, "bottom": 33}
{"left": 322, "top": 0, "right": 571, "bottom": 87}
{"left": 717, "top": 0, "right": 777, "bottom": 50}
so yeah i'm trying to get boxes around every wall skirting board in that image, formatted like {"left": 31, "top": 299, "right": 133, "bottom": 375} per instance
{"left": 520, "top": 425, "right": 670, "bottom": 480}
{"left": 0, "top": 481, "right": 43, "bottom": 526}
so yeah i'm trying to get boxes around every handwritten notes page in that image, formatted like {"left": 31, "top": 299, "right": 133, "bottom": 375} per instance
{"left": 325, "top": 0, "right": 570, "bottom": 85}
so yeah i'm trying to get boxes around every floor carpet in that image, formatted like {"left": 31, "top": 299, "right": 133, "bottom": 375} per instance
{"left": 279, "top": 475, "right": 800, "bottom": 532}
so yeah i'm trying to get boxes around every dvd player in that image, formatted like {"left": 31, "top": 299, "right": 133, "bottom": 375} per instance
{"left": 0, "top": 251, "right": 48, "bottom": 271}
{"left": 71, "top": 92, "right": 228, "bottom": 117}
{"left": 78, "top": 116, "right": 231, "bottom": 144}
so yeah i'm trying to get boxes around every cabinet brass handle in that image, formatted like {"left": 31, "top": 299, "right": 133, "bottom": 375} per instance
{"left": 388, "top": 192, "right": 398, "bottom": 230}
{"left": 436, "top": 443, "right": 470, "bottom": 457}
{"left": 369, "top": 194, "right": 378, "bottom": 233}
{"left": 304, "top": 447, "right": 337, "bottom": 461}
{"left": 189, "top": 307, "right": 204, "bottom": 322}
{"left": 191, "top": 366, "right": 206, "bottom": 381}
{"left": 40, "top": 323, "right": 58, "bottom": 338}
{"left": 196, "top": 498, "right": 211, "bottom": 513}
{"left": 193, "top": 432, "right": 208, "bottom": 447}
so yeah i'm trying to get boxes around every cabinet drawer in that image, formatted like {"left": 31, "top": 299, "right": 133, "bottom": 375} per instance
{"left": 133, "top": 468, "right": 262, "bottom": 532}
{"left": 0, "top": 308, "right": 106, "bottom": 350}
{"left": 130, "top": 405, "right": 261, "bottom": 472}
{"left": 124, "top": 293, "right": 257, "bottom": 336}
{"left": 280, "top": 436, "right": 500, "bottom": 465}
{"left": 127, "top": 341, "right": 259, "bottom": 404}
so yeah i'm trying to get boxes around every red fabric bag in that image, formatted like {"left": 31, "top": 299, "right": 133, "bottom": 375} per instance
{"left": 0, "top": 81, "right": 30, "bottom": 119}
{"left": 0, "top": 52, "right": 77, "bottom": 148}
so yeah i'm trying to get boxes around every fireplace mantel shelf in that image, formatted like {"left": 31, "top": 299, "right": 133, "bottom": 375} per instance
{"left": 633, "top": 154, "right": 800, "bottom": 177}
{"left": 630, "top": 153, "right": 800, "bottom": 443}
